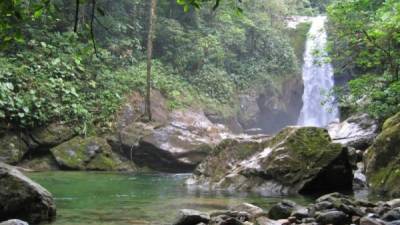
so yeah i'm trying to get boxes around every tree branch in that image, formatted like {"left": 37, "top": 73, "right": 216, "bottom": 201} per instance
{"left": 74, "top": 0, "right": 79, "bottom": 32}
{"left": 90, "top": 0, "right": 98, "bottom": 57}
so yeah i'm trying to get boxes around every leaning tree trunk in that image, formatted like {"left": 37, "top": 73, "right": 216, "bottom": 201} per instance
{"left": 145, "top": 0, "right": 157, "bottom": 121}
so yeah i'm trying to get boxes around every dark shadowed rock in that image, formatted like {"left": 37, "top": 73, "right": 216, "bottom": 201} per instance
{"left": 0, "top": 220, "right": 29, "bottom": 225}
{"left": 316, "top": 210, "right": 350, "bottom": 225}
{"left": 173, "top": 209, "right": 210, "bottom": 225}
{"left": 0, "top": 163, "right": 56, "bottom": 224}
{"left": 382, "top": 208, "right": 400, "bottom": 222}
{"left": 268, "top": 200, "right": 297, "bottom": 220}
{"left": 187, "top": 127, "right": 352, "bottom": 195}
{"left": 388, "top": 221, "right": 400, "bottom": 225}
{"left": 328, "top": 114, "right": 378, "bottom": 150}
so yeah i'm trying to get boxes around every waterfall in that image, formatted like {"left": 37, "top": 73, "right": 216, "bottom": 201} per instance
{"left": 297, "top": 16, "right": 339, "bottom": 127}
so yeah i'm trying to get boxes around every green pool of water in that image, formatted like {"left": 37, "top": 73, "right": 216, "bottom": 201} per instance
{"left": 28, "top": 172, "right": 312, "bottom": 225}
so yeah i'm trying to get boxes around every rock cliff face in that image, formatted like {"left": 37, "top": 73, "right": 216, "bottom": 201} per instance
{"left": 114, "top": 110, "right": 230, "bottom": 172}
{"left": 328, "top": 114, "right": 379, "bottom": 150}
{"left": 365, "top": 112, "right": 400, "bottom": 197}
{"left": 0, "top": 163, "right": 56, "bottom": 224}
{"left": 237, "top": 77, "right": 304, "bottom": 134}
{"left": 187, "top": 127, "right": 352, "bottom": 195}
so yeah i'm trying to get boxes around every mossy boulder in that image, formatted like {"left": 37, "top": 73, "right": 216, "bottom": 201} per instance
{"left": 18, "top": 154, "right": 59, "bottom": 171}
{"left": 30, "top": 123, "right": 75, "bottom": 148}
{"left": 0, "top": 133, "right": 29, "bottom": 165}
{"left": 0, "top": 162, "right": 56, "bottom": 224}
{"left": 187, "top": 127, "right": 352, "bottom": 195}
{"left": 365, "top": 112, "right": 400, "bottom": 197}
{"left": 50, "top": 136, "right": 135, "bottom": 171}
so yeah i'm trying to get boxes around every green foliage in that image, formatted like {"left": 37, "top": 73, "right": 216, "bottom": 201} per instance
{"left": 0, "top": 0, "right": 310, "bottom": 132}
{"left": 328, "top": 0, "right": 400, "bottom": 120}
{"left": 335, "top": 74, "right": 400, "bottom": 120}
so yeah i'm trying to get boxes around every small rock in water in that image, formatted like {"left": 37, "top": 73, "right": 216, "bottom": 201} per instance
{"left": 316, "top": 210, "right": 350, "bottom": 225}
{"left": 382, "top": 208, "right": 400, "bottom": 222}
{"left": 209, "top": 215, "right": 243, "bottom": 225}
{"left": 388, "top": 221, "right": 400, "bottom": 225}
{"left": 231, "top": 203, "right": 263, "bottom": 218}
{"left": 360, "top": 217, "right": 386, "bottom": 225}
{"left": 173, "top": 209, "right": 210, "bottom": 225}
{"left": 268, "top": 200, "right": 297, "bottom": 220}
{"left": 0, "top": 220, "right": 29, "bottom": 225}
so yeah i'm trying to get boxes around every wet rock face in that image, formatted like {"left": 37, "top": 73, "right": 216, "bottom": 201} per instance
{"left": 116, "top": 110, "right": 230, "bottom": 173}
{"left": 328, "top": 114, "right": 378, "bottom": 150}
{"left": 50, "top": 137, "right": 135, "bottom": 171}
{"left": 0, "top": 163, "right": 56, "bottom": 224}
{"left": 187, "top": 127, "right": 352, "bottom": 195}
{"left": 365, "top": 112, "right": 400, "bottom": 197}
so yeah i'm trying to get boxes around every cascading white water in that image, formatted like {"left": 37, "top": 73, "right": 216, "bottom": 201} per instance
{"left": 297, "top": 16, "right": 339, "bottom": 127}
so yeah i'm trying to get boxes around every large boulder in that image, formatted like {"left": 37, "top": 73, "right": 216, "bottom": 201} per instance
{"left": 0, "top": 133, "right": 29, "bottom": 165}
{"left": 29, "top": 123, "right": 75, "bottom": 149}
{"left": 50, "top": 136, "right": 135, "bottom": 171}
{"left": 187, "top": 127, "right": 352, "bottom": 195}
{"left": 328, "top": 114, "right": 378, "bottom": 150}
{"left": 0, "top": 163, "right": 56, "bottom": 224}
{"left": 116, "top": 110, "right": 230, "bottom": 172}
{"left": 365, "top": 112, "right": 400, "bottom": 197}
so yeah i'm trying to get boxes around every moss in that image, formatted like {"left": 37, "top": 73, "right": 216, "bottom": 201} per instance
{"left": 382, "top": 111, "right": 400, "bottom": 130}
{"left": 50, "top": 136, "right": 131, "bottom": 171}
{"left": 366, "top": 112, "right": 400, "bottom": 197}
{"left": 287, "top": 22, "right": 312, "bottom": 64}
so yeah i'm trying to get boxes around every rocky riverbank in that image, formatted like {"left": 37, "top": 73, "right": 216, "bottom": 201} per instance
{"left": 172, "top": 193, "right": 400, "bottom": 225}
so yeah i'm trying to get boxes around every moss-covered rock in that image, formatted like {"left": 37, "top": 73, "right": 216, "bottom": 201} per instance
{"left": 0, "top": 162, "right": 56, "bottom": 224}
{"left": 0, "top": 133, "right": 29, "bottom": 165}
{"left": 365, "top": 112, "right": 400, "bottom": 197}
{"left": 50, "top": 136, "right": 135, "bottom": 171}
{"left": 18, "top": 154, "right": 59, "bottom": 171}
{"left": 30, "top": 123, "right": 75, "bottom": 147}
{"left": 187, "top": 127, "right": 351, "bottom": 195}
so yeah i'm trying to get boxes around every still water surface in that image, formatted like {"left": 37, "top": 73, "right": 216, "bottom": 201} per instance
{"left": 28, "top": 172, "right": 312, "bottom": 225}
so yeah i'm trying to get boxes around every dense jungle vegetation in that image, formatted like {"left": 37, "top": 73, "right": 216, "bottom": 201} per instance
{"left": 0, "top": 0, "right": 398, "bottom": 133}
{"left": 0, "top": 0, "right": 321, "bottom": 134}
{"left": 327, "top": 0, "right": 400, "bottom": 121}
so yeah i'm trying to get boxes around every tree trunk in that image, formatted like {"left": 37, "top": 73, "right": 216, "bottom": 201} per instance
{"left": 145, "top": 0, "right": 157, "bottom": 121}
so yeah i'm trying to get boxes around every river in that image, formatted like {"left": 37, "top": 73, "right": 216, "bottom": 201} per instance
{"left": 28, "top": 172, "right": 312, "bottom": 225}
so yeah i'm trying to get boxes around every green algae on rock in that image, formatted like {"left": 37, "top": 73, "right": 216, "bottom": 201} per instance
{"left": 365, "top": 112, "right": 400, "bottom": 197}
{"left": 50, "top": 136, "right": 135, "bottom": 171}
{"left": 188, "top": 127, "right": 352, "bottom": 195}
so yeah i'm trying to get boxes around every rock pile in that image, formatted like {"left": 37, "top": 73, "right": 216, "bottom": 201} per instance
{"left": 173, "top": 193, "right": 400, "bottom": 225}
